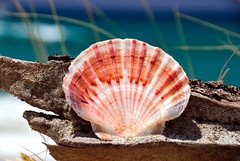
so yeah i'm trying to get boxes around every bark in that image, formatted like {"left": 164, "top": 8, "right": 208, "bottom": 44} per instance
{"left": 0, "top": 56, "right": 81, "bottom": 122}
{"left": 0, "top": 56, "right": 240, "bottom": 161}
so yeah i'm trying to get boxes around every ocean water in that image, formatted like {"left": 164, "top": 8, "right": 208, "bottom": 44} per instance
{"left": 0, "top": 93, "right": 55, "bottom": 161}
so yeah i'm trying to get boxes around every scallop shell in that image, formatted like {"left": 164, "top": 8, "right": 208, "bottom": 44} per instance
{"left": 63, "top": 39, "right": 190, "bottom": 140}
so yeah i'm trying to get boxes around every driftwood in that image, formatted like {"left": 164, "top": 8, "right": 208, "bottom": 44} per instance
{"left": 0, "top": 56, "right": 240, "bottom": 161}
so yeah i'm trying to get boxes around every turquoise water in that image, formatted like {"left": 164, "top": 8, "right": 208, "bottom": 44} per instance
{"left": 0, "top": 17, "right": 239, "bottom": 86}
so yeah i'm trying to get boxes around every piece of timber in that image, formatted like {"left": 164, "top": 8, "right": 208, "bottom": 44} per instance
{"left": 23, "top": 111, "right": 240, "bottom": 161}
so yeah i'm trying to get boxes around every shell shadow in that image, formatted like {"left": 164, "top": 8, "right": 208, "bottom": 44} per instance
{"left": 163, "top": 116, "right": 202, "bottom": 141}
{"left": 72, "top": 122, "right": 98, "bottom": 138}
{"left": 71, "top": 116, "right": 202, "bottom": 140}
{"left": 219, "top": 123, "right": 240, "bottom": 132}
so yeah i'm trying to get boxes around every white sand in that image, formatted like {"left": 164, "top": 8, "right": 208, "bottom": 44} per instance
{"left": 0, "top": 93, "right": 55, "bottom": 161}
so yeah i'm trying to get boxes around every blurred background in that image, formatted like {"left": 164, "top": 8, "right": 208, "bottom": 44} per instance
{"left": 0, "top": 0, "right": 239, "bottom": 160}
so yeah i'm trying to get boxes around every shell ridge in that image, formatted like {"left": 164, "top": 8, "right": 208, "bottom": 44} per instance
{"left": 139, "top": 76, "right": 187, "bottom": 124}
{"left": 67, "top": 44, "right": 97, "bottom": 84}
{"left": 70, "top": 77, "right": 94, "bottom": 103}
{"left": 141, "top": 75, "right": 189, "bottom": 124}
{"left": 129, "top": 40, "right": 137, "bottom": 124}
{"left": 84, "top": 59, "right": 120, "bottom": 127}
{"left": 123, "top": 39, "right": 131, "bottom": 124}
{"left": 103, "top": 40, "right": 125, "bottom": 126}
{"left": 142, "top": 87, "right": 189, "bottom": 132}
{"left": 135, "top": 42, "right": 146, "bottom": 84}
{"left": 129, "top": 39, "right": 136, "bottom": 82}
{"left": 142, "top": 47, "right": 160, "bottom": 86}
{"left": 155, "top": 65, "right": 181, "bottom": 95}
{"left": 93, "top": 44, "right": 111, "bottom": 84}
{"left": 72, "top": 88, "right": 119, "bottom": 128}
{"left": 134, "top": 47, "right": 161, "bottom": 124}
{"left": 162, "top": 86, "right": 191, "bottom": 120}
{"left": 108, "top": 40, "right": 125, "bottom": 124}
{"left": 108, "top": 40, "right": 120, "bottom": 83}
{"left": 130, "top": 40, "right": 145, "bottom": 125}
{"left": 132, "top": 42, "right": 147, "bottom": 124}
{"left": 135, "top": 51, "right": 168, "bottom": 125}
{"left": 160, "top": 75, "right": 188, "bottom": 101}
{"left": 108, "top": 83, "right": 125, "bottom": 125}
{"left": 136, "top": 54, "right": 182, "bottom": 124}
{"left": 96, "top": 41, "right": 126, "bottom": 127}
{"left": 68, "top": 88, "right": 110, "bottom": 126}
{"left": 122, "top": 39, "right": 131, "bottom": 124}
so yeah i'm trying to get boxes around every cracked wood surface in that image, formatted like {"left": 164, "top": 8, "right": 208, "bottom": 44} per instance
{"left": 0, "top": 56, "right": 81, "bottom": 122}
{"left": 0, "top": 56, "right": 240, "bottom": 161}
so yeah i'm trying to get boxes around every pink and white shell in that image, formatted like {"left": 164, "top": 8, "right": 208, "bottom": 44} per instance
{"left": 63, "top": 39, "right": 191, "bottom": 140}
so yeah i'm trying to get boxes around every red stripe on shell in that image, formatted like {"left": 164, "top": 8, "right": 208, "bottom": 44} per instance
{"left": 160, "top": 76, "right": 188, "bottom": 100}
{"left": 129, "top": 40, "right": 137, "bottom": 82}
{"left": 93, "top": 44, "right": 111, "bottom": 85}
{"left": 142, "top": 48, "right": 160, "bottom": 86}
{"left": 108, "top": 40, "right": 120, "bottom": 83}
{"left": 135, "top": 42, "right": 146, "bottom": 84}
{"left": 155, "top": 66, "right": 182, "bottom": 95}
